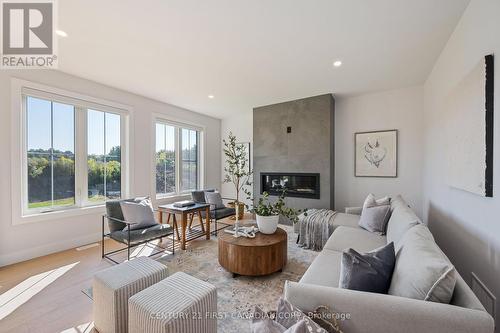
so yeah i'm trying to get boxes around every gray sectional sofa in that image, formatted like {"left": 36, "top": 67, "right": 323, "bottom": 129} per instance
{"left": 284, "top": 195, "right": 494, "bottom": 333}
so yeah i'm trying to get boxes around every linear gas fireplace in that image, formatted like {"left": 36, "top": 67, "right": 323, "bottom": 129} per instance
{"left": 261, "top": 172, "right": 320, "bottom": 199}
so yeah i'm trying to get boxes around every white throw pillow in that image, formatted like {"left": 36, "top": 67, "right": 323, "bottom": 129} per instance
{"left": 120, "top": 198, "right": 157, "bottom": 231}
{"left": 205, "top": 191, "right": 225, "bottom": 209}
{"left": 388, "top": 225, "right": 457, "bottom": 303}
{"left": 362, "top": 194, "right": 390, "bottom": 211}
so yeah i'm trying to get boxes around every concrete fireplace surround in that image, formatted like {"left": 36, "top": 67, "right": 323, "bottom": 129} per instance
{"left": 253, "top": 94, "right": 335, "bottom": 210}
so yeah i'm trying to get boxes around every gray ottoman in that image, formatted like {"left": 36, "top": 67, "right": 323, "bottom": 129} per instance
{"left": 93, "top": 257, "right": 168, "bottom": 333}
{"left": 128, "top": 272, "right": 217, "bottom": 333}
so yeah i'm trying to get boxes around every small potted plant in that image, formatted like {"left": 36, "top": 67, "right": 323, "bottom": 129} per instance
{"left": 223, "top": 132, "right": 252, "bottom": 220}
{"left": 250, "top": 191, "right": 305, "bottom": 234}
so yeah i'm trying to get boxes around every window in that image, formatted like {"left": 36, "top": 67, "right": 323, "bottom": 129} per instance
{"left": 87, "top": 110, "right": 122, "bottom": 202}
{"left": 155, "top": 123, "right": 176, "bottom": 195}
{"left": 26, "top": 97, "right": 75, "bottom": 209}
{"left": 181, "top": 128, "right": 198, "bottom": 191}
{"left": 155, "top": 121, "right": 201, "bottom": 198}
{"left": 22, "top": 89, "right": 128, "bottom": 215}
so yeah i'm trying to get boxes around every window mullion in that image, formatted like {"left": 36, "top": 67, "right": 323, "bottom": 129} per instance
{"left": 50, "top": 101, "right": 54, "bottom": 207}
{"left": 74, "top": 106, "right": 87, "bottom": 207}
{"left": 103, "top": 113, "right": 107, "bottom": 200}
{"left": 163, "top": 125, "right": 167, "bottom": 194}
{"left": 176, "top": 127, "right": 181, "bottom": 194}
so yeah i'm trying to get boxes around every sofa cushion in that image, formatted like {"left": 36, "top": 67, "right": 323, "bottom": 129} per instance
{"left": 388, "top": 225, "right": 457, "bottom": 304}
{"left": 200, "top": 207, "right": 236, "bottom": 220}
{"left": 110, "top": 224, "right": 173, "bottom": 245}
{"left": 331, "top": 212, "right": 360, "bottom": 229}
{"left": 299, "top": 249, "right": 342, "bottom": 288}
{"left": 339, "top": 242, "right": 396, "bottom": 294}
{"left": 386, "top": 196, "right": 421, "bottom": 246}
{"left": 324, "top": 226, "right": 386, "bottom": 253}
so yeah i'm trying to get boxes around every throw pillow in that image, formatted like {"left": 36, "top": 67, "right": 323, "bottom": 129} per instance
{"left": 205, "top": 191, "right": 225, "bottom": 209}
{"left": 362, "top": 193, "right": 390, "bottom": 210}
{"left": 120, "top": 198, "right": 157, "bottom": 231}
{"left": 251, "top": 306, "right": 311, "bottom": 333}
{"left": 388, "top": 225, "right": 457, "bottom": 303}
{"left": 339, "top": 242, "right": 396, "bottom": 294}
{"left": 276, "top": 298, "right": 328, "bottom": 333}
{"left": 358, "top": 204, "right": 391, "bottom": 234}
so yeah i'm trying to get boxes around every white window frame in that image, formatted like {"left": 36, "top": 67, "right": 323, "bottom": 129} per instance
{"left": 11, "top": 79, "right": 133, "bottom": 224}
{"left": 152, "top": 115, "right": 205, "bottom": 200}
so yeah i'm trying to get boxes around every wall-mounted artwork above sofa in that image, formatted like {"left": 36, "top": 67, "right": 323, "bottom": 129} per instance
{"left": 446, "top": 54, "right": 494, "bottom": 197}
{"left": 355, "top": 129, "right": 398, "bottom": 177}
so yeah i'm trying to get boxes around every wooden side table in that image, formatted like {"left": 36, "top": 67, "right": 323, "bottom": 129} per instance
{"left": 158, "top": 203, "right": 211, "bottom": 250}
{"left": 218, "top": 227, "right": 287, "bottom": 277}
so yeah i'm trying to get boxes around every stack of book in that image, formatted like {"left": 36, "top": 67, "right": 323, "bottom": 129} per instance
{"left": 173, "top": 200, "right": 195, "bottom": 208}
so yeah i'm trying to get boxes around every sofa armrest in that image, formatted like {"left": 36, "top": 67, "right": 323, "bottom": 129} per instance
{"left": 283, "top": 281, "right": 494, "bottom": 333}
{"left": 344, "top": 206, "right": 362, "bottom": 215}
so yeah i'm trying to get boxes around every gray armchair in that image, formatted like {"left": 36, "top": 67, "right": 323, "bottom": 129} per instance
{"left": 102, "top": 198, "right": 175, "bottom": 264}
{"left": 191, "top": 189, "right": 236, "bottom": 235}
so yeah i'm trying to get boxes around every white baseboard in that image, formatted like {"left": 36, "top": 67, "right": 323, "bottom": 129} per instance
{"left": 0, "top": 232, "right": 102, "bottom": 267}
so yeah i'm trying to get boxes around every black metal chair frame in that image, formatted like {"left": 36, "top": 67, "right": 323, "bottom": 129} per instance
{"left": 101, "top": 214, "right": 175, "bottom": 264}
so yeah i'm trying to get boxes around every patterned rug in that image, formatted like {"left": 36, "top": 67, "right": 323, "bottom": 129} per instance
{"left": 157, "top": 224, "right": 318, "bottom": 332}
{"left": 83, "top": 224, "right": 318, "bottom": 332}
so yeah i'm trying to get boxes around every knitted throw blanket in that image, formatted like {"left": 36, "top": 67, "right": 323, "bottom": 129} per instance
{"left": 297, "top": 209, "right": 338, "bottom": 251}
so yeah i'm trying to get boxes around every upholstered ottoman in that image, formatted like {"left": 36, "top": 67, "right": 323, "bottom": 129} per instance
{"left": 93, "top": 257, "right": 168, "bottom": 333}
{"left": 128, "top": 272, "right": 217, "bottom": 333}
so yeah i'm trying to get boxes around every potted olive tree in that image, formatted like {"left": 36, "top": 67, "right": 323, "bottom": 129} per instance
{"left": 250, "top": 191, "right": 305, "bottom": 234}
{"left": 223, "top": 132, "right": 252, "bottom": 220}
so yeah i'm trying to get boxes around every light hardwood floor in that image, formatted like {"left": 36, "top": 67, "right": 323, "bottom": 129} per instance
{"left": 0, "top": 217, "right": 236, "bottom": 333}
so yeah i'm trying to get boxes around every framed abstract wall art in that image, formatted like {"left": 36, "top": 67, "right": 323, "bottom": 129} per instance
{"left": 355, "top": 129, "right": 398, "bottom": 177}
{"left": 445, "top": 54, "right": 494, "bottom": 197}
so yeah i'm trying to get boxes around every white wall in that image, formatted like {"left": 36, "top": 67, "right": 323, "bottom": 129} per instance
{"left": 220, "top": 111, "right": 253, "bottom": 205}
{"left": 0, "top": 70, "right": 221, "bottom": 266}
{"left": 422, "top": 0, "right": 500, "bottom": 325}
{"left": 335, "top": 86, "right": 424, "bottom": 216}
{"left": 221, "top": 86, "right": 424, "bottom": 216}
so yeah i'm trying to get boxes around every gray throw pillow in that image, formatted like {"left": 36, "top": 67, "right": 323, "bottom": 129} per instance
{"left": 339, "top": 242, "right": 396, "bottom": 294}
{"left": 358, "top": 204, "right": 391, "bottom": 234}
{"left": 120, "top": 198, "right": 157, "bottom": 231}
{"left": 388, "top": 225, "right": 457, "bottom": 303}
{"left": 251, "top": 306, "right": 311, "bottom": 333}
{"left": 205, "top": 191, "right": 225, "bottom": 209}
{"left": 276, "top": 298, "right": 328, "bottom": 332}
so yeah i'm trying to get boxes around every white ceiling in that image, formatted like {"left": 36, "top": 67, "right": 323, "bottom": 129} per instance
{"left": 57, "top": 0, "right": 470, "bottom": 119}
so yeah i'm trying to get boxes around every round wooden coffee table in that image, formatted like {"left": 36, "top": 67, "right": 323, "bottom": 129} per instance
{"left": 218, "top": 227, "right": 287, "bottom": 277}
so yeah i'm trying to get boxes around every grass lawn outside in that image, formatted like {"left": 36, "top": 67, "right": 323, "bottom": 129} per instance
{"left": 28, "top": 197, "right": 75, "bottom": 209}
{"left": 28, "top": 195, "right": 110, "bottom": 209}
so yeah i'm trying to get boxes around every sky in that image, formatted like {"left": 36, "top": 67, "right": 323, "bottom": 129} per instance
{"left": 27, "top": 96, "right": 121, "bottom": 155}
{"left": 27, "top": 96, "right": 196, "bottom": 156}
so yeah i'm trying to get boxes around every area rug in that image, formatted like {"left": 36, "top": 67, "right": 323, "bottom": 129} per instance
{"left": 85, "top": 225, "right": 318, "bottom": 332}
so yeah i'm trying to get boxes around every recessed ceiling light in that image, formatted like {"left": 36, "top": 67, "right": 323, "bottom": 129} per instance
{"left": 56, "top": 30, "right": 68, "bottom": 37}
{"left": 333, "top": 60, "right": 342, "bottom": 67}
{"left": 208, "top": 95, "right": 214, "bottom": 99}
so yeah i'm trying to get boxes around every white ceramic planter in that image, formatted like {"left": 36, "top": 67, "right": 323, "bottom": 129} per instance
{"left": 256, "top": 214, "right": 279, "bottom": 234}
